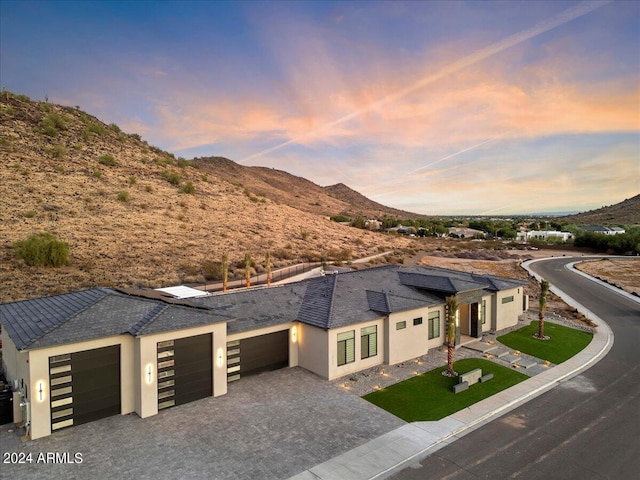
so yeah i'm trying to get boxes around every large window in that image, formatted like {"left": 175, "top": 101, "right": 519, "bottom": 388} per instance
{"left": 428, "top": 311, "right": 440, "bottom": 340}
{"left": 337, "top": 331, "right": 355, "bottom": 366}
{"left": 361, "top": 326, "right": 377, "bottom": 359}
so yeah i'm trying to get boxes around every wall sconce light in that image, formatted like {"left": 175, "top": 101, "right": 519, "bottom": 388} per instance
{"left": 455, "top": 310, "right": 460, "bottom": 327}
{"left": 145, "top": 364, "right": 153, "bottom": 384}
{"left": 291, "top": 326, "right": 298, "bottom": 343}
{"left": 36, "top": 380, "right": 46, "bottom": 402}
{"left": 216, "top": 348, "right": 224, "bottom": 368}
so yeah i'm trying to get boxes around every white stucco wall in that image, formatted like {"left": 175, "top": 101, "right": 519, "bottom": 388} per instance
{"left": 297, "top": 324, "right": 329, "bottom": 379}
{"left": 386, "top": 307, "right": 434, "bottom": 365}
{"left": 481, "top": 295, "right": 493, "bottom": 333}
{"left": 27, "top": 334, "right": 133, "bottom": 440}
{"left": 327, "top": 319, "right": 386, "bottom": 380}
{"left": 494, "top": 287, "right": 524, "bottom": 331}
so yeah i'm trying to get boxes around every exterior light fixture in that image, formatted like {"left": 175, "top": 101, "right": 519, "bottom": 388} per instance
{"left": 291, "top": 326, "right": 298, "bottom": 343}
{"left": 216, "top": 348, "right": 224, "bottom": 368}
{"left": 145, "top": 364, "right": 153, "bottom": 384}
{"left": 36, "top": 380, "right": 46, "bottom": 402}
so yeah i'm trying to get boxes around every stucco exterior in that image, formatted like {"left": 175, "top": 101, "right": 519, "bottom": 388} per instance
{"left": 327, "top": 319, "right": 385, "bottom": 380}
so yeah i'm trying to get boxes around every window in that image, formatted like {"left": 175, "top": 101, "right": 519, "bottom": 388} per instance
{"left": 413, "top": 317, "right": 423, "bottom": 326}
{"left": 361, "top": 326, "right": 377, "bottom": 359}
{"left": 395, "top": 321, "right": 406, "bottom": 330}
{"left": 337, "top": 331, "right": 355, "bottom": 366}
{"left": 428, "top": 311, "right": 440, "bottom": 339}
{"left": 481, "top": 300, "right": 487, "bottom": 324}
{"left": 502, "top": 295, "right": 514, "bottom": 304}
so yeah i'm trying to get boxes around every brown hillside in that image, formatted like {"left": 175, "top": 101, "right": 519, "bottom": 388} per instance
{"left": 323, "top": 183, "right": 426, "bottom": 219}
{"left": 0, "top": 92, "right": 414, "bottom": 302}
{"left": 558, "top": 194, "right": 640, "bottom": 226}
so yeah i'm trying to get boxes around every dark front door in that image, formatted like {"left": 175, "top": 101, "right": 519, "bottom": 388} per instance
{"left": 470, "top": 303, "right": 481, "bottom": 338}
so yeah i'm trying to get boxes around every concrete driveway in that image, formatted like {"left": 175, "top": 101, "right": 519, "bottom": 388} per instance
{"left": 0, "top": 367, "right": 404, "bottom": 480}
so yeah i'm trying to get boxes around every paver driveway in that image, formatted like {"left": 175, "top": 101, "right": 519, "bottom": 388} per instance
{"left": 0, "top": 367, "right": 404, "bottom": 480}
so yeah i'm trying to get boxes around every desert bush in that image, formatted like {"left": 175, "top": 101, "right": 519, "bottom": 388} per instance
{"left": 162, "top": 170, "right": 181, "bottom": 185}
{"left": 108, "top": 123, "right": 121, "bottom": 133}
{"left": 300, "top": 229, "right": 310, "bottom": 241}
{"left": 117, "top": 190, "right": 129, "bottom": 202}
{"left": 86, "top": 122, "right": 108, "bottom": 136}
{"left": 179, "top": 181, "right": 195, "bottom": 194}
{"left": 98, "top": 154, "right": 117, "bottom": 166}
{"left": 202, "top": 261, "right": 223, "bottom": 281}
{"left": 45, "top": 144, "right": 67, "bottom": 158}
{"left": 128, "top": 175, "right": 137, "bottom": 185}
{"left": 13, "top": 232, "right": 70, "bottom": 267}
{"left": 40, "top": 112, "right": 66, "bottom": 137}
{"left": 24, "top": 210, "right": 37, "bottom": 218}
{"left": 93, "top": 168, "right": 103, "bottom": 179}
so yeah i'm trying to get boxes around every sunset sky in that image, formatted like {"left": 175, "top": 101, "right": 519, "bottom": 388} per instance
{"left": 2, "top": 0, "right": 638, "bottom": 215}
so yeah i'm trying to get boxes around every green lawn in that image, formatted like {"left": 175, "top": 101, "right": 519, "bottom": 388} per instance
{"left": 363, "top": 358, "right": 528, "bottom": 422}
{"left": 497, "top": 321, "right": 593, "bottom": 365}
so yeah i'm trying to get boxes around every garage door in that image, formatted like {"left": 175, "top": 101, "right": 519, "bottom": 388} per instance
{"left": 49, "top": 345, "right": 121, "bottom": 432}
{"left": 227, "top": 330, "right": 289, "bottom": 382}
{"left": 157, "top": 333, "right": 212, "bottom": 410}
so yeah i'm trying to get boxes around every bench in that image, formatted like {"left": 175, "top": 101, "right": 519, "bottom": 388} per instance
{"left": 459, "top": 368, "right": 483, "bottom": 386}
{"left": 452, "top": 382, "right": 469, "bottom": 393}
{"left": 480, "top": 373, "right": 494, "bottom": 383}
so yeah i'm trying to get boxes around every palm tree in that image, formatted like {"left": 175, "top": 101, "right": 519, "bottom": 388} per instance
{"left": 443, "top": 295, "right": 459, "bottom": 377}
{"left": 265, "top": 251, "right": 272, "bottom": 286}
{"left": 222, "top": 254, "right": 229, "bottom": 293}
{"left": 244, "top": 253, "right": 252, "bottom": 288}
{"left": 538, "top": 279, "right": 550, "bottom": 339}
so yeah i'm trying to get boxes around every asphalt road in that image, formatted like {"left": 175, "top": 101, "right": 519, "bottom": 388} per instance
{"left": 390, "top": 257, "right": 640, "bottom": 480}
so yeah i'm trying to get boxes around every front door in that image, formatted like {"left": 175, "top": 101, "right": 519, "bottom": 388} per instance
{"left": 470, "top": 303, "right": 480, "bottom": 338}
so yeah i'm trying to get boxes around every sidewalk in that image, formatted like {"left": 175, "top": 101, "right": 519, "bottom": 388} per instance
{"left": 289, "top": 258, "right": 617, "bottom": 480}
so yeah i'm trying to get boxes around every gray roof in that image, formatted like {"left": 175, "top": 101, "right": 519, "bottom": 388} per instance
{"left": 192, "top": 283, "right": 307, "bottom": 334}
{"left": 0, "top": 265, "right": 525, "bottom": 349}
{"left": 0, "top": 288, "right": 230, "bottom": 350}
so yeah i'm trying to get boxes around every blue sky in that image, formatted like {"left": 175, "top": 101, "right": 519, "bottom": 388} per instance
{"left": 1, "top": 0, "right": 638, "bottom": 215}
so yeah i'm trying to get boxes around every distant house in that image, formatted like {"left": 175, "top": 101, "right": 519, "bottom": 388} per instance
{"left": 448, "top": 227, "right": 486, "bottom": 239}
{"left": 1, "top": 265, "right": 526, "bottom": 440}
{"left": 581, "top": 226, "right": 625, "bottom": 235}
{"left": 517, "top": 230, "right": 573, "bottom": 243}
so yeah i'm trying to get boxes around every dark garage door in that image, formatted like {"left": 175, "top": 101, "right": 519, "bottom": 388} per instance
{"left": 49, "top": 345, "right": 121, "bottom": 432}
{"left": 227, "top": 330, "right": 289, "bottom": 382}
{"left": 157, "top": 333, "right": 212, "bottom": 410}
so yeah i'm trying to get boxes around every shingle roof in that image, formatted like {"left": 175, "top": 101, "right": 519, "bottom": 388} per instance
{"left": 398, "top": 271, "right": 488, "bottom": 294}
{"left": 0, "top": 288, "right": 230, "bottom": 350}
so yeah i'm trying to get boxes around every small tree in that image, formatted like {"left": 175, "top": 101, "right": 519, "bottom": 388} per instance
{"left": 537, "top": 279, "right": 550, "bottom": 339}
{"left": 244, "top": 253, "right": 252, "bottom": 288}
{"left": 222, "top": 253, "right": 229, "bottom": 293}
{"left": 443, "top": 295, "right": 459, "bottom": 377}
{"left": 14, "top": 232, "right": 69, "bottom": 267}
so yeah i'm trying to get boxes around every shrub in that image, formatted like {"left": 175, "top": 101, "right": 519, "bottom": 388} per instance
{"left": 202, "top": 261, "right": 223, "bottom": 281}
{"left": 24, "top": 211, "right": 37, "bottom": 218}
{"left": 45, "top": 144, "right": 67, "bottom": 158}
{"left": 93, "top": 168, "right": 103, "bottom": 179}
{"left": 108, "top": 123, "right": 121, "bottom": 133}
{"left": 300, "top": 229, "right": 310, "bottom": 241}
{"left": 40, "top": 112, "right": 66, "bottom": 137}
{"left": 163, "top": 170, "right": 181, "bottom": 185}
{"left": 179, "top": 181, "right": 195, "bottom": 194}
{"left": 117, "top": 190, "right": 129, "bottom": 202}
{"left": 86, "top": 122, "right": 108, "bottom": 136}
{"left": 13, "top": 232, "right": 70, "bottom": 267}
{"left": 98, "top": 154, "right": 117, "bottom": 166}
{"left": 128, "top": 175, "right": 137, "bottom": 185}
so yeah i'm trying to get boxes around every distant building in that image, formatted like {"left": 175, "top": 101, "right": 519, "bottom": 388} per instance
{"left": 517, "top": 230, "right": 573, "bottom": 243}
{"left": 448, "top": 227, "right": 486, "bottom": 239}
{"left": 581, "top": 226, "right": 625, "bottom": 235}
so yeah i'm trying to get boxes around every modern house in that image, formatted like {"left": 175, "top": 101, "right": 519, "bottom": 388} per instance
{"left": 517, "top": 230, "right": 573, "bottom": 243}
{"left": 581, "top": 225, "right": 626, "bottom": 235}
{"left": 0, "top": 265, "right": 526, "bottom": 440}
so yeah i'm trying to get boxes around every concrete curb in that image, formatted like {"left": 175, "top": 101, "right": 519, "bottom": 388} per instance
{"left": 290, "top": 256, "right": 615, "bottom": 480}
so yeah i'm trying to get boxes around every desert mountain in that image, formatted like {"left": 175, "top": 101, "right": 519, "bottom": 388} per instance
{"left": 558, "top": 194, "right": 640, "bottom": 226}
{"left": 0, "top": 92, "right": 415, "bottom": 302}
{"left": 194, "top": 157, "right": 426, "bottom": 220}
